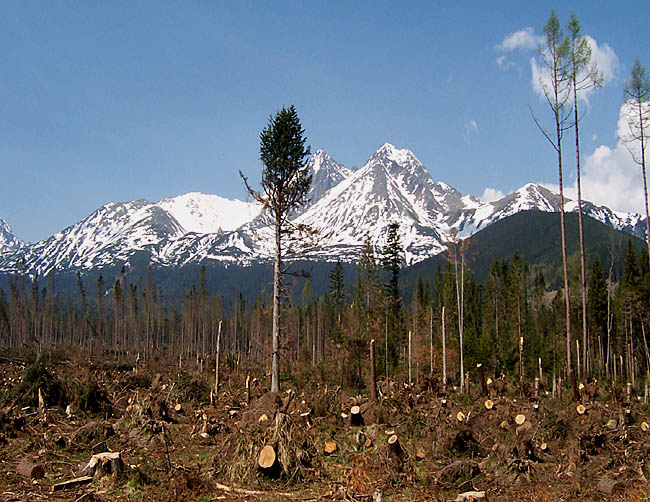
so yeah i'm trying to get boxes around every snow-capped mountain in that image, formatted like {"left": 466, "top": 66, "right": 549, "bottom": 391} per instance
{"left": 0, "top": 143, "right": 645, "bottom": 275}
{"left": 4, "top": 200, "right": 186, "bottom": 275}
{"left": 0, "top": 217, "right": 24, "bottom": 254}
{"left": 303, "top": 149, "right": 353, "bottom": 211}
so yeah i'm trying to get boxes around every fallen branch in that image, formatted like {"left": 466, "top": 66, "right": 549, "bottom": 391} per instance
{"left": 213, "top": 481, "right": 301, "bottom": 498}
{"left": 50, "top": 476, "right": 93, "bottom": 492}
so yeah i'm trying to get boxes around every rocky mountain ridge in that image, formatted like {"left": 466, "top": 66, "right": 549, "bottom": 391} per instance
{"left": 0, "top": 143, "right": 644, "bottom": 275}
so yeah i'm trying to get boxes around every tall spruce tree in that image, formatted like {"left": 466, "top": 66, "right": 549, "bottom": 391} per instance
{"left": 381, "top": 223, "right": 403, "bottom": 375}
{"left": 241, "top": 105, "right": 311, "bottom": 393}
{"left": 382, "top": 223, "right": 403, "bottom": 318}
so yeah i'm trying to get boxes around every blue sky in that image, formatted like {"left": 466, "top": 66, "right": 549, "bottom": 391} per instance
{"left": 1, "top": 1, "right": 649, "bottom": 242}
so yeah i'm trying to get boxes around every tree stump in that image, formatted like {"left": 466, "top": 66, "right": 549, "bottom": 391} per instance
{"left": 300, "top": 411, "right": 313, "bottom": 428}
{"left": 387, "top": 434, "right": 403, "bottom": 458}
{"left": 477, "top": 364, "right": 489, "bottom": 397}
{"left": 258, "top": 445, "right": 277, "bottom": 471}
{"left": 83, "top": 451, "right": 124, "bottom": 478}
{"left": 350, "top": 405, "right": 364, "bottom": 426}
{"left": 324, "top": 440, "right": 337, "bottom": 455}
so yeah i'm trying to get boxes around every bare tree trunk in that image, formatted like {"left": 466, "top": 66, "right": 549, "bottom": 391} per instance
{"left": 408, "top": 330, "right": 412, "bottom": 386}
{"left": 430, "top": 308, "right": 434, "bottom": 377}
{"left": 215, "top": 320, "right": 222, "bottom": 394}
{"left": 271, "top": 221, "right": 281, "bottom": 393}
{"left": 442, "top": 306, "right": 447, "bottom": 393}
{"left": 370, "top": 339, "right": 377, "bottom": 403}
{"left": 573, "top": 71, "right": 590, "bottom": 381}
{"left": 558, "top": 107, "right": 579, "bottom": 401}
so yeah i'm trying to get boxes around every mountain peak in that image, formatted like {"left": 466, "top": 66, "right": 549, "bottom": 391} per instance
{"left": 310, "top": 149, "right": 334, "bottom": 175}
{"left": 372, "top": 143, "right": 418, "bottom": 164}
{"left": 0, "top": 217, "right": 25, "bottom": 252}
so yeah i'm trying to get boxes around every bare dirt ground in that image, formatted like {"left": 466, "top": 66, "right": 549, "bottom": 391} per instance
{"left": 1, "top": 355, "right": 650, "bottom": 501}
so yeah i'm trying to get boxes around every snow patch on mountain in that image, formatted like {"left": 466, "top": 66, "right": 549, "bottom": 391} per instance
{"left": 158, "top": 192, "right": 260, "bottom": 234}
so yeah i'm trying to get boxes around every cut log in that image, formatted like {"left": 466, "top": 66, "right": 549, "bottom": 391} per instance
{"left": 324, "top": 440, "right": 337, "bottom": 455}
{"left": 387, "top": 434, "right": 403, "bottom": 458}
{"left": 174, "top": 403, "right": 182, "bottom": 413}
{"left": 456, "top": 411, "right": 466, "bottom": 422}
{"left": 576, "top": 404, "right": 586, "bottom": 415}
{"left": 82, "top": 452, "right": 124, "bottom": 478}
{"left": 455, "top": 491, "right": 486, "bottom": 501}
{"left": 483, "top": 399, "right": 493, "bottom": 410}
{"left": 258, "top": 445, "right": 276, "bottom": 470}
{"left": 514, "top": 414, "right": 526, "bottom": 426}
{"left": 17, "top": 459, "right": 45, "bottom": 479}
{"left": 350, "top": 405, "right": 364, "bottom": 426}
{"left": 50, "top": 476, "right": 93, "bottom": 492}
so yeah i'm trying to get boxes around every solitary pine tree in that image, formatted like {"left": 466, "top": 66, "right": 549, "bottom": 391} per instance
{"left": 381, "top": 223, "right": 403, "bottom": 376}
{"left": 621, "top": 60, "right": 650, "bottom": 264}
{"left": 241, "top": 105, "right": 311, "bottom": 393}
{"left": 382, "top": 222, "right": 403, "bottom": 318}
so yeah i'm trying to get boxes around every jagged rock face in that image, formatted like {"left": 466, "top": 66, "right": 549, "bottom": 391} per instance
{"left": 0, "top": 143, "right": 644, "bottom": 274}
{"left": 302, "top": 149, "right": 352, "bottom": 212}
{"left": 0, "top": 217, "right": 24, "bottom": 255}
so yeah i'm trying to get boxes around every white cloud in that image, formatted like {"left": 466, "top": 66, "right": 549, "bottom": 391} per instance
{"left": 585, "top": 36, "right": 618, "bottom": 85}
{"left": 496, "top": 55, "right": 514, "bottom": 70}
{"left": 530, "top": 35, "right": 619, "bottom": 104}
{"left": 497, "top": 27, "right": 543, "bottom": 52}
{"left": 464, "top": 119, "right": 478, "bottom": 143}
{"left": 480, "top": 187, "right": 505, "bottom": 202}
{"left": 571, "top": 103, "right": 647, "bottom": 214}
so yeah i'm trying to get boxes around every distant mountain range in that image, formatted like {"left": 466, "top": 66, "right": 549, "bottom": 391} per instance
{"left": 0, "top": 143, "right": 646, "bottom": 278}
